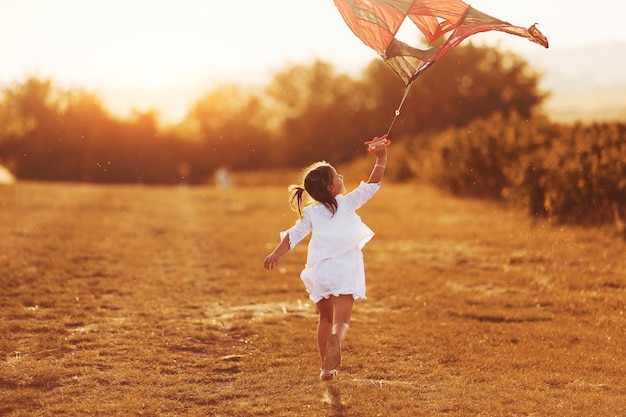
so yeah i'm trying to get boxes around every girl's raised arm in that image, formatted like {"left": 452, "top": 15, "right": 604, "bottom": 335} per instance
{"left": 367, "top": 143, "right": 388, "bottom": 184}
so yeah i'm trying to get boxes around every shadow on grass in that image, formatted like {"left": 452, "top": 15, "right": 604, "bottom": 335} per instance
{"left": 324, "top": 384, "right": 346, "bottom": 416}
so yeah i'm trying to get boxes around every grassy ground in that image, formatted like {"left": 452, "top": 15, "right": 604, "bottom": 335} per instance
{"left": 1, "top": 180, "right": 625, "bottom": 416}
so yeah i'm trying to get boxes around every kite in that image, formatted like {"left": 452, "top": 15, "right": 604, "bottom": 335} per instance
{"left": 333, "top": 0, "right": 549, "bottom": 147}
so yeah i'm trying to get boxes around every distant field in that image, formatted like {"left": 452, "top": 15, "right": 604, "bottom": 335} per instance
{"left": 1, "top": 181, "right": 625, "bottom": 416}
{"left": 545, "top": 86, "right": 626, "bottom": 123}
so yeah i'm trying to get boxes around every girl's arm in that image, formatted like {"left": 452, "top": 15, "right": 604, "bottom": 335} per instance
{"left": 367, "top": 143, "right": 388, "bottom": 184}
{"left": 264, "top": 234, "right": 290, "bottom": 270}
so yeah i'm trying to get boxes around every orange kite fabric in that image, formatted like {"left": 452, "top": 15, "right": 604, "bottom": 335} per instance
{"left": 333, "top": 0, "right": 549, "bottom": 85}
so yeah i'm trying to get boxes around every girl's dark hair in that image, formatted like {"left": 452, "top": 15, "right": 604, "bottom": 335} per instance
{"left": 289, "top": 162, "right": 337, "bottom": 217}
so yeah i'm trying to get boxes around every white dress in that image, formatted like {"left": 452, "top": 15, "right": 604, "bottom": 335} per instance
{"left": 281, "top": 181, "right": 380, "bottom": 303}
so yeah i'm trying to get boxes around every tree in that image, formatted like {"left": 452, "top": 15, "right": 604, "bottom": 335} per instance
{"left": 184, "top": 84, "right": 272, "bottom": 171}
{"left": 404, "top": 43, "right": 546, "bottom": 133}
{"left": 0, "top": 77, "right": 63, "bottom": 179}
{"left": 56, "top": 89, "right": 111, "bottom": 181}
{"left": 265, "top": 60, "right": 376, "bottom": 166}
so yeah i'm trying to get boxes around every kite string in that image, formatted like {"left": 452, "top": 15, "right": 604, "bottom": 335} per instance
{"left": 385, "top": 81, "right": 414, "bottom": 137}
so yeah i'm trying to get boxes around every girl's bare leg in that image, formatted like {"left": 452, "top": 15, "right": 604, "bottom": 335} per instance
{"left": 316, "top": 297, "right": 334, "bottom": 369}
{"left": 332, "top": 294, "right": 354, "bottom": 342}
{"left": 316, "top": 294, "right": 355, "bottom": 377}
{"left": 322, "top": 294, "right": 354, "bottom": 371}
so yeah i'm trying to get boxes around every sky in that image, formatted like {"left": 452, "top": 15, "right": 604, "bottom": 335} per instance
{"left": 1, "top": 0, "right": 625, "bottom": 123}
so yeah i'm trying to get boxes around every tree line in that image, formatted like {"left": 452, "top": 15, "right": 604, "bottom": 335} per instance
{"left": 424, "top": 113, "right": 626, "bottom": 229}
{"left": 0, "top": 44, "right": 544, "bottom": 184}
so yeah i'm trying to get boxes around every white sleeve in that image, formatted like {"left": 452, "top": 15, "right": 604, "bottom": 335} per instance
{"left": 279, "top": 209, "right": 312, "bottom": 249}
{"left": 344, "top": 181, "right": 380, "bottom": 210}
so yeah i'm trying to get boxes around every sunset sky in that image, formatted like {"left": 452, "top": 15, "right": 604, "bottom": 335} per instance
{"left": 1, "top": 0, "right": 624, "bottom": 122}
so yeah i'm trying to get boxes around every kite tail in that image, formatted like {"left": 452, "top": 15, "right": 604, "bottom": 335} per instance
{"left": 386, "top": 80, "right": 414, "bottom": 137}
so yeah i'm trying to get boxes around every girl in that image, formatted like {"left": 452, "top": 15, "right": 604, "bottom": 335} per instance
{"left": 264, "top": 141, "right": 388, "bottom": 381}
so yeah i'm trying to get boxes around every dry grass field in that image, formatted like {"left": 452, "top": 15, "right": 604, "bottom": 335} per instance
{"left": 1, "top": 179, "right": 625, "bottom": 416}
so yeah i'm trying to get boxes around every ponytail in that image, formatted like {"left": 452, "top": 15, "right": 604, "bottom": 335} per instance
{"left": 289, "top": 185, "right": 306, "bottom": 217}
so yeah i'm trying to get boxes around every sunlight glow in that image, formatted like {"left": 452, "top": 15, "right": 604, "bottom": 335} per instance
{"left": 145, "top": 76, "right": 171, "bottom": 90}
{"left": 0, "top": 165, "right": 16, "bottom": 185}
{"left": 1, "top": 0, "right": 623, "bottom": 123}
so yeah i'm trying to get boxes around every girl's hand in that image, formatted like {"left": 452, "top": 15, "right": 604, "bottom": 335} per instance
{"left": 264, "top": 253, "right": 280, "bottom": 270}
{"left": 264, "top": 235, "right": 290, "bottom": 270}
{"left": 366, "top": 140, "right": 388, "bottom": 183}
{"left": 371, "top": 142, "right": 388, "bottom": 158}
{"left": 364, "top": 134, "right": 390, "bottom": 153}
